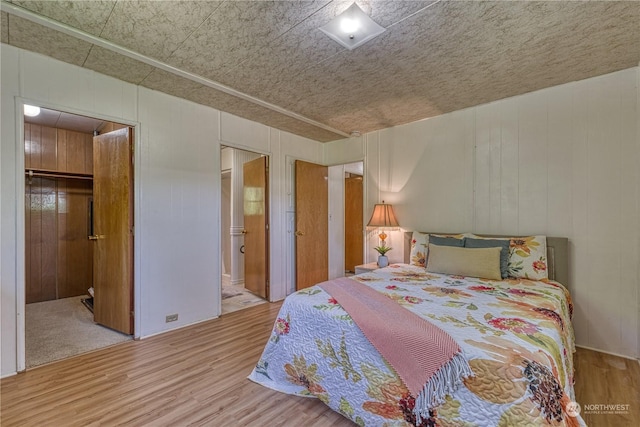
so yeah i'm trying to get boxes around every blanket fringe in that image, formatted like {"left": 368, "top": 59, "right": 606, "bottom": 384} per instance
{"left": 414, "top": 351, "right": 473, "bottom": 423}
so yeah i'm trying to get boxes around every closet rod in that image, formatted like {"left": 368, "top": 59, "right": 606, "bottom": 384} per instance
{"left": 25, "top": 170, "right": 93, "bottom": 181}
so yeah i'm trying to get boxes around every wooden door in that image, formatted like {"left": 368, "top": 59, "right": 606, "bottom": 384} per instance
{"left": 92, "top": 128, "right": 133, "bottom": 335}
{"left": 295, "top": 160, "right": 328, "bottom": 290}
{"left": 344, "top": 175, "right": 363, "bottom": 272}
{"left": 243, "top": 156, "right": 269, "bottom": 299}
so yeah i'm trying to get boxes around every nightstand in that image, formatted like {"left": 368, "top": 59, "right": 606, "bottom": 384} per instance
{"left": 355, "top": 262, "right": 380, "bottom": 275}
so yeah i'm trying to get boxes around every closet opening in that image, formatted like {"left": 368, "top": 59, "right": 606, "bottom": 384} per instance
{"left": 220, "top": 146, "right": 269, "bottom": 315}
{"left": 23, "top": 106, "right": 134, "bottom": 369}
{"left": 343, "top": 163, "right": 364, "bottom": 274}
{"left": 327, "top": 161, "right": 364, "bottom": 278}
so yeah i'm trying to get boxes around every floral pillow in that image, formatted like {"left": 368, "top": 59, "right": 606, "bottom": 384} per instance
{"left": 468, "top": 234, "right": 548, "bottom": 280}
{"left": 409, "top": 231, "right": 429, "bottom": 267}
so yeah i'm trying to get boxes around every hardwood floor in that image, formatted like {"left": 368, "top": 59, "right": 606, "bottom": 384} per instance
{"left": 1, "top": 302, "right": 350, "bottom": 427}
{"left": 2, "top": 301, "right": 638, "bottom": 426}
{"left": 574, "top": 346, "right": 640, "bottom": 426}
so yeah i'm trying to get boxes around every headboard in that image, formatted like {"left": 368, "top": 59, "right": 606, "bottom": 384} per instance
{"left": 403, "top": 232, "right": 569, "bottom": 285}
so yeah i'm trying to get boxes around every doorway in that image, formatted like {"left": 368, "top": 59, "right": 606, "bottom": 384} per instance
{"left": 344, "top": 164, "right": 364, "bottom": 273}
{"left": 294, "top": 160, "right": 364, "bottom": 288}
{"left": 219, "top": 146, "right": 269, "bottom": 315}
{"left": 23, "top": 106, "right": 133, "bottom": 368}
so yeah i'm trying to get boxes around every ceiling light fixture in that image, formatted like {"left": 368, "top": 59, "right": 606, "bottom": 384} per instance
{"left": 24, "top": 104, "right": 41, "bottom": 117}
{"left": 320, "top": 3, "right": 386, "bottom": 50}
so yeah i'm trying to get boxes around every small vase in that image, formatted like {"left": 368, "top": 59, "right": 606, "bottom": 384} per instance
{"left": 377, "top": 255, "right": 388, "bottom": 267}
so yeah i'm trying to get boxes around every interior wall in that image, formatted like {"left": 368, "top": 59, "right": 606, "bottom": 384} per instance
{"left": 325, "top": 67, "right": 640, "bottom": 360}
{"left": 328, "top": 164, "right": 345, "bottom": 279}
{"left": 221, "top": 173, "right": 231, "bottom": 277}
{"left": 1, "top": 45, "right": 324, "bottom": 377}
{"left": 137, "top": 87, "right": 220, "bottom": 337}
{"left": 221, "top": 146, "right": 233, "bottom": 280}
{"left": 1, "top": 46, "right": 135, "bottom": 377}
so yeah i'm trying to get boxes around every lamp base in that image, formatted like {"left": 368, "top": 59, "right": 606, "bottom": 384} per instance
{"left": 378, "top": 231, "right": 387, "bottom": 245}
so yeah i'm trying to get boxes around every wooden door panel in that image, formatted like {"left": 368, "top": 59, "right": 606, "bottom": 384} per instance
{"left": 93, "top": 128, "right": 133, "bottom": 335}
{"left": 295, "top": 160, "right": 328, "bottom": 290}
{"left": 243, "top": 156, "right": 269, "bottom": 299}
{"left": 57, "top": 179, "right": 93, "bottom": 298}
{"left": 344, "top": 175, "right": 363, "bottom": 272}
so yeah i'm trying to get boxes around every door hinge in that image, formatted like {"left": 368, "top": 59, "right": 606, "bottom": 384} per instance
{"left": 130, "top": 226, "right": 134, "bottom": 236}
{"left": 130, "top": 311, "right": 135, "bottom": 317}
{"left": 266, "top": 223, "right": 269, "bottom": 230}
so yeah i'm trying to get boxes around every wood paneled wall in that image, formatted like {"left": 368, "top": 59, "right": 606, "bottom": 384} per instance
{"left": 56, "top": 179, "right": 93, "bottom": 299}
{"left": 24, "top": 123, "right": 94, "bottom": 303}
{"left": 25, "top": 124, "right": 93, "bottom": 174}
{"left": 57, "top": 129, "right": 93, "bottom": 174}
{"left": 25, "top": 177, "right": 57, "bottom": 303}
{"left": 24, "top": 124, "right": 57, "bottom": 170}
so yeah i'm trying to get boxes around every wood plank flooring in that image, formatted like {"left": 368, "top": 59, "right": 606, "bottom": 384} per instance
{"left": 574, "top": 346, "right": 640, "bottom": 426}
{"left": 2, "top": 301, "right": 638, "bottom": 426}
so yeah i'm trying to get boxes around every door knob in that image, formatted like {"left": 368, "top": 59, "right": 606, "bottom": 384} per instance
{"left": 241, "top": 229, "right": 247, "bottom": 234}
{"left": 89, "top": 234, "right": 106, "bottom": 240}
{"left": 295, "top": 230, "right": 305, "bottom": 236}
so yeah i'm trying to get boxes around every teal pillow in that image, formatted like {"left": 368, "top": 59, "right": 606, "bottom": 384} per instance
{"left": 465, "top": 238, "right": 510, "bottom": 279}
{"left": 429, "top": 235, "right": 465, "bottom": 247}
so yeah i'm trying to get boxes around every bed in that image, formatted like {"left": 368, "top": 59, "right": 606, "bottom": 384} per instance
{"left": 249, "top": 232, "right": 585, "bottom": 426}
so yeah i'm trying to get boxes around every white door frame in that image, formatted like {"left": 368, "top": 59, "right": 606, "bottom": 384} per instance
{"left": 14, "top": 97, "right": 141, "bottom": 371}
{"left": 217, "top": 144, "right": 271, "bottom": 313}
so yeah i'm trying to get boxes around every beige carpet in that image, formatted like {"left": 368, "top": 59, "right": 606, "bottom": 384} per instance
{"left": 26, "top": 296, "right": 132, "bottom": 368}
{"left": 221, "top": 285, "right": 267, "bottom": 315}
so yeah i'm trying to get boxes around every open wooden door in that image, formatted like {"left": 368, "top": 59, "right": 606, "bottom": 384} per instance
{"left": 243, "top": 156, "right": 269, "bottom": 299}
{"left": 92, "top": 128, "right": 133, "bottom": 335}
{"left": 295, "top": 160, "right": 328, "bottom": 290}
{"left": 345, "top": 175, "right": 363, "bottom": 272}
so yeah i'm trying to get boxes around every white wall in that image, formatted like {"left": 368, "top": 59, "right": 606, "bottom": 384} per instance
{"left": 326, "top": 67, "right": 640, "bottom": 359}
{"left": 136, "top": 87, "right": 220, "bottom": 337}
{"left": 328, "top": 164, "right": 345, "bottom": 279}
{"left": 0, "top": 45, "right": 323, "bottom": 376}
{"left": 637, "top": 61, "right": 640, "bottom": 365}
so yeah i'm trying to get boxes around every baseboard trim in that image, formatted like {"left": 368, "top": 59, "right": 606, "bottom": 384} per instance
{"left": 139, "top": 314, "right": 220, "bottom": 340}
{"left": 575, "top": 344, "right": 639, "bottom": 362}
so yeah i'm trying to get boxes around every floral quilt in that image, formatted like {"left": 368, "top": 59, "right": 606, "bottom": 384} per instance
{"left": 248, "top": 264, "right": 586, "bottom": 427}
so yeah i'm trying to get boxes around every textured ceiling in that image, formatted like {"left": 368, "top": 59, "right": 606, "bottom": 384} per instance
{"left": 2, "top": 1, "right": 639, "bottom": 142}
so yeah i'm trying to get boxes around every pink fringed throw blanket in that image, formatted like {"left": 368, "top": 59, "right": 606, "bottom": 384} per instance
{"left": 318, "top": 277, "right": 473, "bottom": 422}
